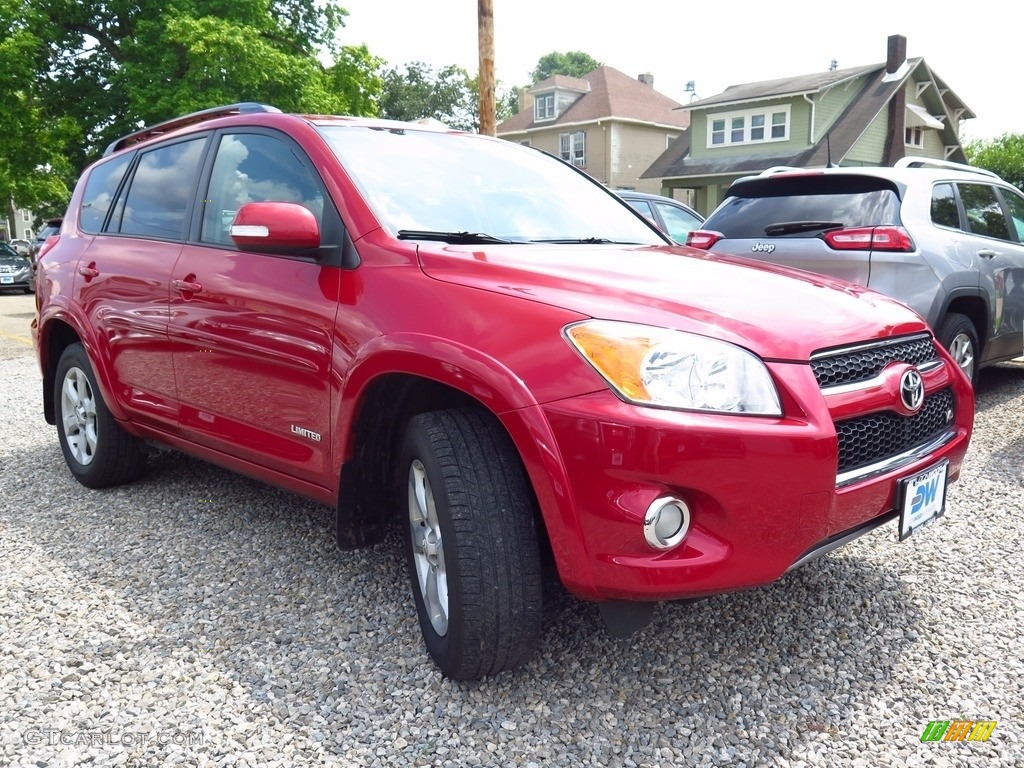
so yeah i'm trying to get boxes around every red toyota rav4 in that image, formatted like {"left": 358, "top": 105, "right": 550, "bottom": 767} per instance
{"left": 33, "top": 104, "right": 974, "bottom": 679}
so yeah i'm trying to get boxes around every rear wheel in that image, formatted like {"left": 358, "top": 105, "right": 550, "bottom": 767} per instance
{"left": 400, "top": 409, "right": 542, "bottom": 680}
{"left": 937, "top": 313, "right": 979, "bottom": 386}
{"left": 54, "top": 343, "right": 147, "bottom": 488}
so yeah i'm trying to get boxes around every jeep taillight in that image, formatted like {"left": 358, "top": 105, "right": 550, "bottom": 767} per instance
{"left": 822, "top": 226, "right": 914, "bottom": 252}
{"left": 686, "top": 230, "right": 724, "bottom": 250}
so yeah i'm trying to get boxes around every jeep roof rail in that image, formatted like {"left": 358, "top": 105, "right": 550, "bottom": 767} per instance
{"left": 893, "top": 156, "right": 999, "bottom": 179}
{"left": 103, "top": 102, "right": 282, "bottom": 156}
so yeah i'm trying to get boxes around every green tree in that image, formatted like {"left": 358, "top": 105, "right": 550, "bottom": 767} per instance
{"left": 378, "top": 62, "right": 477, "bottom": 131}
{"left": 965, "top": 133, "right": 1024, "bottom": 190}
{"left": 0, "top": 0, "right": 384, "bottom": 219}
{"left": 530, "top": 51, "right": 603, "bottom": 83}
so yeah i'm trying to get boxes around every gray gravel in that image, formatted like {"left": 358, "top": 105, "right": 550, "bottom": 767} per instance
{"left": 1, "top": 336, "right": 1022, "bottom": 767}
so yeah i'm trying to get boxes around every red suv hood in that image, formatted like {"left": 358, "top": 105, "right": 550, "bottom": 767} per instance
{"left": 417, "top": 244, "right": 929, "bottom": 361}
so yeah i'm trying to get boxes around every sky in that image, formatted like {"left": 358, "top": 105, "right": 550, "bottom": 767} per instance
{"left": 336, "top": 0, "right": 1016, "bottom": 142}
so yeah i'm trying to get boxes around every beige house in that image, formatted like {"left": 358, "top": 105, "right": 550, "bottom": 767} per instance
{"left": 497, "top": 67, "right": 691, "bottom": 195}
{"left": 644, "top": 35, "right": 975, "bottom": 215}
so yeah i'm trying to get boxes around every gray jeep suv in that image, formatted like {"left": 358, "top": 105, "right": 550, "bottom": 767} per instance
{"left": 689, "top": 158, "right": 1024, "bottom": 384}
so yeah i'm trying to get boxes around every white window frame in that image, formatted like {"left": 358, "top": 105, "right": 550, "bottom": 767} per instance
{"left": 905, "top": 126, "right": 924, "bottom": 148}
{"left": 534, "top": 93, "right": 555, "bottom": 122}
{"left": 707, "top": 105, "right": 791, "bottom": 148}
{"left": 560, "top": 130, "right": 586, "bottom": 168}
{"left": 21, "top": 210, "right": 30, "bottom": 222}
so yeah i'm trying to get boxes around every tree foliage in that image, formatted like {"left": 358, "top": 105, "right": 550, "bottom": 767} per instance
{"left": 965, "top": 133, "right": 1024, "bottom": 190}
{"left": 378, "top": 62, "right": 519, "bottom": 132}
{"left": 530, "top": 51, "right": 603, "bottom": 83}
{"left": 0, "top": 0, "right": 383, "bottom": 221}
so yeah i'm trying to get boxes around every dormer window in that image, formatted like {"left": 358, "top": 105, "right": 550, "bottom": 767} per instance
{"left": 535, "top": 93, "right": 555, "bottom": 121}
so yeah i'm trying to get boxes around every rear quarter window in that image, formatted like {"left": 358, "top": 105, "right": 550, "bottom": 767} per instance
{"left": 79, "top": 154, "right": 132, "bottom": 234}
{"left": 706, "top": 176, "right": 903, "bottom": 238}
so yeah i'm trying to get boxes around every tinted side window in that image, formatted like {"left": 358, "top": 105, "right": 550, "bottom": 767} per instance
{"left": 625, "top": 199, "right": 655, "bottom": 223}
{"left": 930, "top": 183, "right": 960, "bottom": 229}
{"left": 201, "top": 133, "right": 326, "bottom": 245}
{"left": 959, "top": 183, "right": 1011, "bottom": 241}
{"left": 998, "top": 187, "right": 1024, "bottom": 241}
{"left": 80, "top": 154, "right": 132, "bottom": 234}
{"left": 115, "top": 138, "right": 206, "bottom": 239}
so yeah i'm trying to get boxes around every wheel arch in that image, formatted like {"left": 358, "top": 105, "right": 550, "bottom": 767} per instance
{"left": 331, "top": 339, "right": 584, "bottom": 585}
{"left": 938, "top": 289, "right": 989, "bottom": 356}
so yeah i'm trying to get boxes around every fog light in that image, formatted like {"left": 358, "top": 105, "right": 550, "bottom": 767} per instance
{"left": 643, "top": 497, "right": 691, "bottom": 551}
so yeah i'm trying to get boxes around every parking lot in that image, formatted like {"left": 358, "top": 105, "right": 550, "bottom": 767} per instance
{"left": 1, "top": 290, "right": 1021, "bottom": 767}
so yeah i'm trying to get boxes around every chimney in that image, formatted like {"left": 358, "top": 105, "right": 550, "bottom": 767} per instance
{"left": 882, "top": 34, "right": 908, "bottom": 166}
{"left": 638, "top": 73, "right": 654, "bottom": 87}
{"left": 886, "top": 34, "right": 907, "bottom": 74}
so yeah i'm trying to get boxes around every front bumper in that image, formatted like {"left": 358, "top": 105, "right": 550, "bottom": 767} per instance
{"left": 523, "top": 358, "right": 972, "bottom": 602}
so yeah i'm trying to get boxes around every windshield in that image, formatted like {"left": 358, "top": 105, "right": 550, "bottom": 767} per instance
{"left": 316, "top": 126, "right": 666, "bottom": 245}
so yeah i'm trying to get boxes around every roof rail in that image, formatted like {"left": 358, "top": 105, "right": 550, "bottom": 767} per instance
{"left": 893, "top": 156, "right": 999, "bottom": 179}
{"left": 103, "top": 103, "right": 282, "bottom": 156}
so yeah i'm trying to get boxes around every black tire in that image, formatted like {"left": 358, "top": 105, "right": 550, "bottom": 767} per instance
{"left": 400, "top": 408, "right": 543, "bottom": 680}
{"left": 54, "top": 343, "right": 147, "bottom": 488}
{"left": 936, "top": 313, "right": 979, "bottom": 386}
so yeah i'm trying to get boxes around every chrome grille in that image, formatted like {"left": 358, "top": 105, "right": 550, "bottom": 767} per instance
{"left": 835, "top": 389, "right": 954, "bottom": 474}
{"left": 811, "top": 335, "right": 937, "bottom": 389}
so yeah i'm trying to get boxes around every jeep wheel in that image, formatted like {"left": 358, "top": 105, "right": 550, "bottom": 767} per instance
{"left": 937, "top": 313, "right": 979, "bottom": 386}
{"left": 400, "top": 409, "right": 542, "bottom": 680}
{"left": 55, "top": 343, "right": 147, "bottom": 488}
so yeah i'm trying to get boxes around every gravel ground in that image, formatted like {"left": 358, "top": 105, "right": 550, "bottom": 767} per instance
{"left": 1, "top": 337, "right": 1022, "bottom": 767}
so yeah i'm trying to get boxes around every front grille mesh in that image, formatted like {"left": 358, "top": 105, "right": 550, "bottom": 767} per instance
{"left": 835, "top": 389, "right": 954, "bottom": 474}
{"left": 811, "top": 336, "right": 937, "bottom": 388}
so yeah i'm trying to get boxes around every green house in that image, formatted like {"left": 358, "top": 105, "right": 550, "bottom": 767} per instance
{"left": 643, "top": 35, "right": 975, "bottom": 216}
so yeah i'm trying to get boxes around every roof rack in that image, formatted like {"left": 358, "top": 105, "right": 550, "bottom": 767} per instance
{"left": 893, "top": 156, "right": 999, "bottom": 179}
{"left": 103, "top": 103, "right": 282, "bottom": 156}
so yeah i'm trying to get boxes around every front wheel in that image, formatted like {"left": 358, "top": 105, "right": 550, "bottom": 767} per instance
{"left": 54, "top": 343, "right": 147, "bottom": 488}
{"left": 937, "top": 313, "right": 979, "bottom": 386}
{"left": 400, "top": 409, "right": 543, "bottom": 680}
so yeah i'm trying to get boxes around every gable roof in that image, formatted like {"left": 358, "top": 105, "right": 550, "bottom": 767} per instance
{"left": 644, "top": 57, "right": 975, "bottom": 180}
{"left": 497, "top": 66, "right": 690, "bottom": 134}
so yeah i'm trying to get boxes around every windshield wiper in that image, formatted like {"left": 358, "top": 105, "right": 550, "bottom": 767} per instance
{"left": 397, "top": 229, "right": 513, "bottom": 244}
{"left": 529, "top": 237, "right": 639, "bottom": 244}
{"left": 763, "top": 221, "right": 845, "bottom": 236}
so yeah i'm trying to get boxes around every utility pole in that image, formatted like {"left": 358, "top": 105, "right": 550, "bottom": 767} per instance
{"left": 477, "top": 0, "right": 496, "bottom": 136}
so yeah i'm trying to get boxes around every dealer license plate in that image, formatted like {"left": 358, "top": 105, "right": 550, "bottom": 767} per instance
{"left": 0, "top": 276, "right": 12, "bottom": 284}
{"left": 898, "top": 460, "right": 948, "bottom": 540}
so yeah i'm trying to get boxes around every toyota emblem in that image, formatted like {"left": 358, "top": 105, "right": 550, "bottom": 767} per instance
{"left": 900, "top": 369, "right": 925, "bottom": 412}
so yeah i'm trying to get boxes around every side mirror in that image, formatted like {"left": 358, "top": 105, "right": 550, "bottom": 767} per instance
{"left": 230, "top": 201, "right": 320, "bottom": 253}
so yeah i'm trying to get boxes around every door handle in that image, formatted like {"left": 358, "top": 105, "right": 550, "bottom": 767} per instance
{"left": 172, "top": 278, "right": 203, "bottom": 293}
{"left": 977, "top": 249, "right": 997, "bottom": 259}
{"left": 78, "top": 263, "right": 99, "bottom": 279}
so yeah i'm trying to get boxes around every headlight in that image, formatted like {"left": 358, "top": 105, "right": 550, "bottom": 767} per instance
{"left": 564, "top": 320, "right": 782, "bottom": 416}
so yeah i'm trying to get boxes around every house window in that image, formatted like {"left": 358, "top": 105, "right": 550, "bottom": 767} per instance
{"left": 711, "top": 119, "right": 726, "bottom": 145}
{"left": 535, "top": 93, "right": 555, "bottom": 121}
{"left": 21, "top": 210, "right": 30, "bottom": 222}
{"left": 666, "top": 133, "right": 678, "bottom": 149}
{"left": 905, "top": 126, "right": 924, "bottom": 147}
{"left": 560, "top": 131, "right": 585, "bottom": 167}
{"left": 707, "top": 106, "right": 790, "bottom": 147}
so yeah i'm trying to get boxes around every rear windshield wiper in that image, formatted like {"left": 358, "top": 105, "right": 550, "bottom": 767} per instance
{"left": 763, "top": 221, "right": 845, "bottom": 236}
{"left": 397, "top": 229, "right": 513, "bottom": 244}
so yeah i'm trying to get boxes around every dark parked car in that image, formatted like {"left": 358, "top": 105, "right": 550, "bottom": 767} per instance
{"left": 0, "top": 241, "right": 33, "bottom": 293}
{"left": 34, "top": 104, "right": 973, "bottom": 679}
{"left": 30, "top": 218, "right": 62, "bottom": 260}
{"left": 619, "top": 190, "right": 704, "bottom": 244}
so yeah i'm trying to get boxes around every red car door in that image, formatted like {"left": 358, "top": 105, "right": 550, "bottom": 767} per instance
{"left": 168, "top": 131, "right": 340, "bottom": 484}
